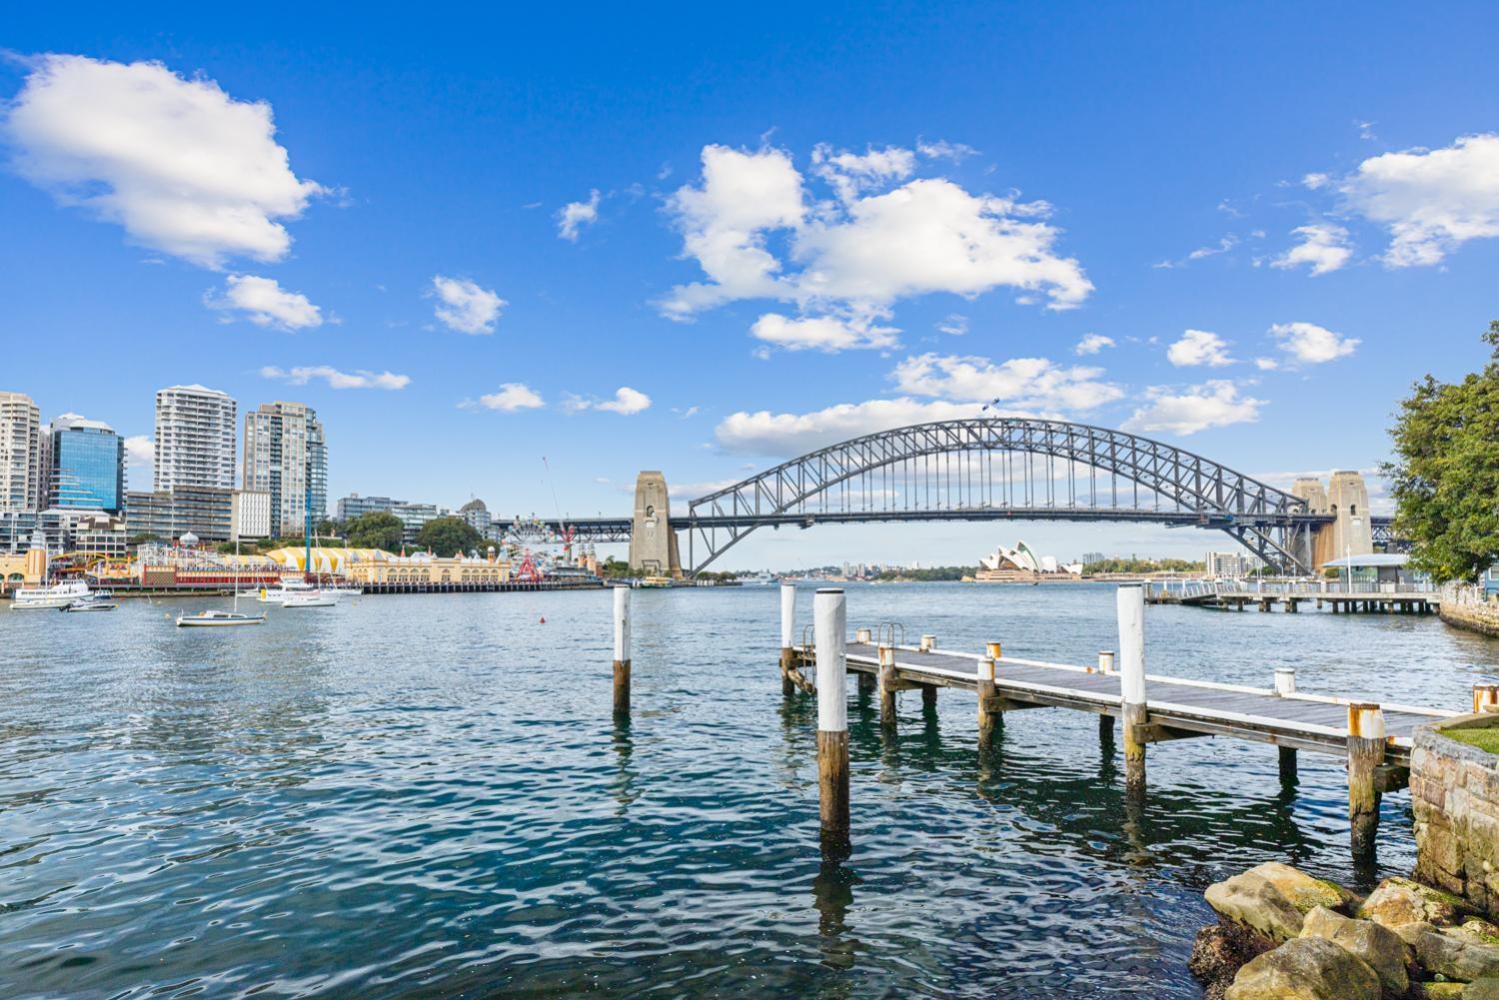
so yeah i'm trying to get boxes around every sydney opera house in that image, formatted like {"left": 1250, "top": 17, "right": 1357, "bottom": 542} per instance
{"left": 974, "top": 541, "right": 1084, "bottom": 582}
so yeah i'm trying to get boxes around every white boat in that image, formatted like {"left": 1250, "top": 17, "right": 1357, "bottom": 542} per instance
{"left": 327, "top": 585, "right": 362, "bottom": 597}
{"left": 281, "top": 589, "right": 341, "bottom": 608}
{"left": 177, "top": 538, "right": 266, "bottom": 627}
{"left": 177, "top": 608, "right": 266, "bottom": 627}
{"left": 258, "top": 579, "right": 313, "bottom": 604}
{"left": 12, "top": 580, "right": 91, "bottom": 609}
{"left": 64, "top": 590, "right": 118, "bottom": 612}
{"left": 741, "top": 572, "right": 776, "bottom": 586}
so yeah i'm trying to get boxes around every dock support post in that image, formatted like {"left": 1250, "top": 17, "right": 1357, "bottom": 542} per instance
{"left": 878, "top": 645, "right": 898, "bottom": 733}
{"left": 1473, "top": 685, "right": 1499, "bottom": 714}
{"left": 922, "top": 685, "right": 938, "bottom": 712}
{"left": 779, "top": 584, "right": 796, "bottom": 697}
{"left": 1347, "top": 703, "right": 1385, "bottom": 865}
{"left": 978, "top": 642, "right": 1000, "bottom": 751}
{"left": 612, "top": 586, "right": 631, "bottom": 717}
{"left": 1274, "top": 668, "right": 1298, "bottom": 780}
{"left": 815, "top": 588, "right": 850, "bottom": 859}
{"left": 1117, "top": 585, "right": 1148, "bottom": 798}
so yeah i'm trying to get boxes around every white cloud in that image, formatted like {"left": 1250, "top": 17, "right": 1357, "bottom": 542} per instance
{"left": 938, "top": 313, "right": 968, "bottom": 336}
{"left": 1122, "top": 381, "right": 1263, "bottom": 436}
{"left": 890, "top": 353, "right": 1123, "bottom": 411}
{"left": 431, "top": 275, "right": 505, "bottom": 334}
{"left": 206, "top": 274, "right": 323, "bottom": 329}
{"left": 260, "top": 365, "right": 409, "bottom": 390}
{"left": 3, "top": 54, "right": 322, "bottom": 268}
{"left": 750, "top": 312, "right": 899, "bottom": 352}
{"left": 916, "top": 139, "right": 978, "bottom": 162}
{"left": 715, "top": 397, "right": 987, "bottom": 456}
{"left": 1254, "top": 357, "right": 1280, "bottom": 371}
{"left": 811, "top": 144, "right": 916, "bottom": 202}
{"left": 124, "top": 434, "right": 153, "bottom": 467}
{"left": 1302, "top": 172, "right": 1330, "bottom": 190}
{"left": 1271, "top": 223, "right": 1352, "bottom": 276}
{"left": 661, "top": 141, "right": 1092, "bottom": 334}
{"left": 1155, "top": 235, "right": 1238, "bottom": 269}
{"left": 567, "top": 386, "right": 651, "bottom": 415}
{"left": 1342, "top": 134, "right": 1499, "bottom": 266}
{"left": 465, "top": 382, "right": 544, "bottom": 412}
{"left": 1074, "top": 333, "right": 1114, "bottom": 356}
{"left": 1268, "top": 321, "right": 1359, "bottom": 364}
{"left": 1166, "top": 329, "right": 1234, "bottom": 367}
{"left": 661, "top": 145, "right": 806, "bottom": 317}
{"left": 557, "top": 189, "right": 601, "bottom": 241}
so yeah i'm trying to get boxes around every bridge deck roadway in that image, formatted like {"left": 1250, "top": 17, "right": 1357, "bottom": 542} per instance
{"left": 831, "top": 641, "right": 1455, "bottom": 767}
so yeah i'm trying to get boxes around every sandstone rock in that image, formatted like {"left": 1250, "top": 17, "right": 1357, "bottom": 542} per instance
{"left": 1359, "top": 876, "right": 1477, "bottom": 929}
{"left": 1299, "top": 905, "right": 1409, "bottom": 996}
{"left": 1465, "top": 976, "right": 1499, "bottom": 998}
{"left": 1224, "top": 937, "right": 1381, "bottom": 1000}
{"left": 1207, "top": 871, "right": 1307, "bottom": 943}
{"left": 1398, "top": 921, "right": 1499, "bottom": 981}
{"left": 1246, "top": 862, "right": 1357, "bottom": 915}
{"left": 1417, "top": 983, "right": 1464, "bottom": 999}
{"left": 1449, "top": 918, "right": 1499, "bottom": 947}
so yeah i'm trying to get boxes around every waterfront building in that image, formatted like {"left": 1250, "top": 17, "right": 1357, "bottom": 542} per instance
{"left": 336, "top": 493, "right": 399, "bottom": 521}
{"left": 154, "top": 385, "right": 236, "bottom": 494}
{"left": 976, "top": 540, "right": 1083, "bottom": 580}
{"left": 0, "top": 391, "right": 42, "bottom": 513}
{"left": 46, "top": 414, "right": 125, "bottom": 514}
{"left": 232, "top": 490, "right": 272, "bottom": 540}
{"left": 124, "top": 486, "right": 233, "bottom": 543}
{"left": 68, "top": 512, "right": 128, "bottom": 559}
{"left": 243, "top": 401, "right": 327, "bottom": 538}
{"left": 260, "top": 545, "right": 512, "bottom": 587}
{"left": 459, "top": 498, "right": 491, "bottom": 535}
{"left": 1204, "top": 550, "right": 1254, "bottom": 578}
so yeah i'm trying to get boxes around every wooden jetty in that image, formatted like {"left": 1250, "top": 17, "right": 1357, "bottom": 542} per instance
{"left": 780, "top": 583, "right": 1463, "bottom": 863}
{"left": 1144, "top": 580, "right": 1438, "bottom": 615}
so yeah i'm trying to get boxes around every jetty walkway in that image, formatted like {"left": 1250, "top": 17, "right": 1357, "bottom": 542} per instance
{"left": 778, "top": 584, "right": 1472, "bottom": 863}
{"left": 1144, "top": 579, "right": 1438, "bottom": 614}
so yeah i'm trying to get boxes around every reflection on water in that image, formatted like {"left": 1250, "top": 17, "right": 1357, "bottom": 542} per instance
{"left": 0, "top": 582, "right": 1495, "bottom": 996}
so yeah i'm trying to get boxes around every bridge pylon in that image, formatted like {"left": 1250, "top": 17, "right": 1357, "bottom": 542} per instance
{"left": 627, "top": 471, "right": 682, "bottom": 579}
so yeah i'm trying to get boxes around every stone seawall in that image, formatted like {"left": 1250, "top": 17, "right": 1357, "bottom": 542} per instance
{"left": 1412, "top": 716, "right": 1499, "bottom": 917}
{"left": 1440, "top": 599, "right": 1499, "bottom": 637}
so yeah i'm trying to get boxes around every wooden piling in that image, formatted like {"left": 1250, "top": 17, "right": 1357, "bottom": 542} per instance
{"left": 1117, "top": 585, "right": 1148, "bottom": 797}
{"left": 1473, "top": 684, "right": 1499, "bottom": 714}
{"left": 815, "top": 588, "right": 850, "bottom": 857}
{"left": 612, "top": 585, "right": 631, "bottom": 716}
{"left": 1274, "top": 668, "right": 1298, "bottom": 778}
{"left": 780, "top": 584, "right": 797, "bottom": 697}
{"left": 1347, "top": 703, "right": 1385, "bottom": 864}
{"left": 878, "top": 644, "right": 898, "bottom": 732}
{"left": 1098, "top": 650, "right": 1115, "bottom": 675}
{"left": 977, "top": 648, "right": 999, "bottom": 750}
{"left": 922, "top": 685, "right": 938, "bottom": 712}
{"left": 920, "top": 634, "right": 937, "bottom": 652}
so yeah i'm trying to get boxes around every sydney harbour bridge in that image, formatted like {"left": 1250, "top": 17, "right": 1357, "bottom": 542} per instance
{"left": 503, "top": 417, "right": 1396, "bottom": 577}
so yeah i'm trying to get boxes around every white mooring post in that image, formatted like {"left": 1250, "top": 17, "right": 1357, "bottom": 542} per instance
{"left": 1347, "top": 702, "right": 1386, "bottom": 864}
{"left": 780, "top": 583, "right": 797, "bottom": 697}
{"left": 814, "top": 588, "right": 850, "bottom": 857}
{"left": 612, "top": 585, "right": 631, "bottom": 716}
{"left": 1116, "top": 585, "right": 1148, "bottom": 797}
{"left": 1274, "top": 668, "right": 1299, "bottom": 780}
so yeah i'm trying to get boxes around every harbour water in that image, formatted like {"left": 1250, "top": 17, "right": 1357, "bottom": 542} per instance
{"left": 2, "top": 583, "right": 1496, "bottom": 997}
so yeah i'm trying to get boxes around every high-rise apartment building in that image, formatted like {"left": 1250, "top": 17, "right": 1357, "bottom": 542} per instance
{"left": 0, "top": 392, "right": 42, "bottom": 513}
{"left": 154, "top": 385, "right": 236, "bottom": 493}
{"left": 47, "top": 414, "right": 125, "bottom": 513}
{"left": 243, "top": 401, "right": 327, "bottom": 538}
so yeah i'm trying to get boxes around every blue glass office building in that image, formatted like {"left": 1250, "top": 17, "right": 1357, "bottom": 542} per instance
{"left": 50, "top": 417, "right": 125, "bottom": 514}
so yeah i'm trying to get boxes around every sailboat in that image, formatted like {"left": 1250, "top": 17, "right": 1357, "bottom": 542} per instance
{"left": 177, "top": 537, "right": 266, "bottom": 627}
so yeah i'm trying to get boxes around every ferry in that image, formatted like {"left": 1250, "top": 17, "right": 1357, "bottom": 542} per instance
{"left": 11, "top": 580, "right": 91, "bottom": 610}
{"left": 740, "top": 572, "right": 776, "bottom": 586}
{"left": 281, "top": 589, "right": 340, "bottom": 608}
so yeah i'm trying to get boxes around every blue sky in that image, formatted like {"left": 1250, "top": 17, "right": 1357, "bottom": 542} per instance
{"left": 3, "top": 4, "right": 1498, "bottom": 568}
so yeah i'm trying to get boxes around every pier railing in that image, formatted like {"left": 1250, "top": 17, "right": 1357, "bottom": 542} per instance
{"left": 1144, "top": 579, "right": 1438, "bottom": 602}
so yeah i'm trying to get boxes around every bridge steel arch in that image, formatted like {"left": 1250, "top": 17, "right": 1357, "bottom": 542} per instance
{"left": 683, "top": 417, "right": 1320, "bottom": 575}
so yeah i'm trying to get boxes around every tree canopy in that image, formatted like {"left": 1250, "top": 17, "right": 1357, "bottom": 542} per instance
{"left": 346, "top": 511, "right": 405, "bottom": 552}
{"left": 1385, "top": 321, "right": 1499, "bottom": 583}
{"left": 414, "top": 516, "right": 482, "bottom": 558}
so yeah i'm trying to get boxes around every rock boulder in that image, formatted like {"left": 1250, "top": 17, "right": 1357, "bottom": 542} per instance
{"left": 1224, "top": 936, "right": 1381, "bottom": 1000}
{"left": 1299, "top": 905, "right": 1408, "bottom": 996}
{"left": 1359, "top": 876, "right": 1476, "bottom": 930}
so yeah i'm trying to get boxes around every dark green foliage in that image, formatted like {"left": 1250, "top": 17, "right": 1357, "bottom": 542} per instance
{"left": 414, "top": 516, "right": 482, "bottom": 557}
{"left": 1384, "top": 322, "right": 1499, "bottom": 583}
{"left": 346, "top": 512, "right": 405, "bottom": 552}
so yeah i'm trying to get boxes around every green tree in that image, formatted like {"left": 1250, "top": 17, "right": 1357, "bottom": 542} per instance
{"left": 414, "top": 516, "right": 482, "bottom": 557}
{"left": 346, "top": 511, "right": 405, "bottom": 552}
{"left": 1384, "top": 322, "right": 1499, "bottom": 583}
